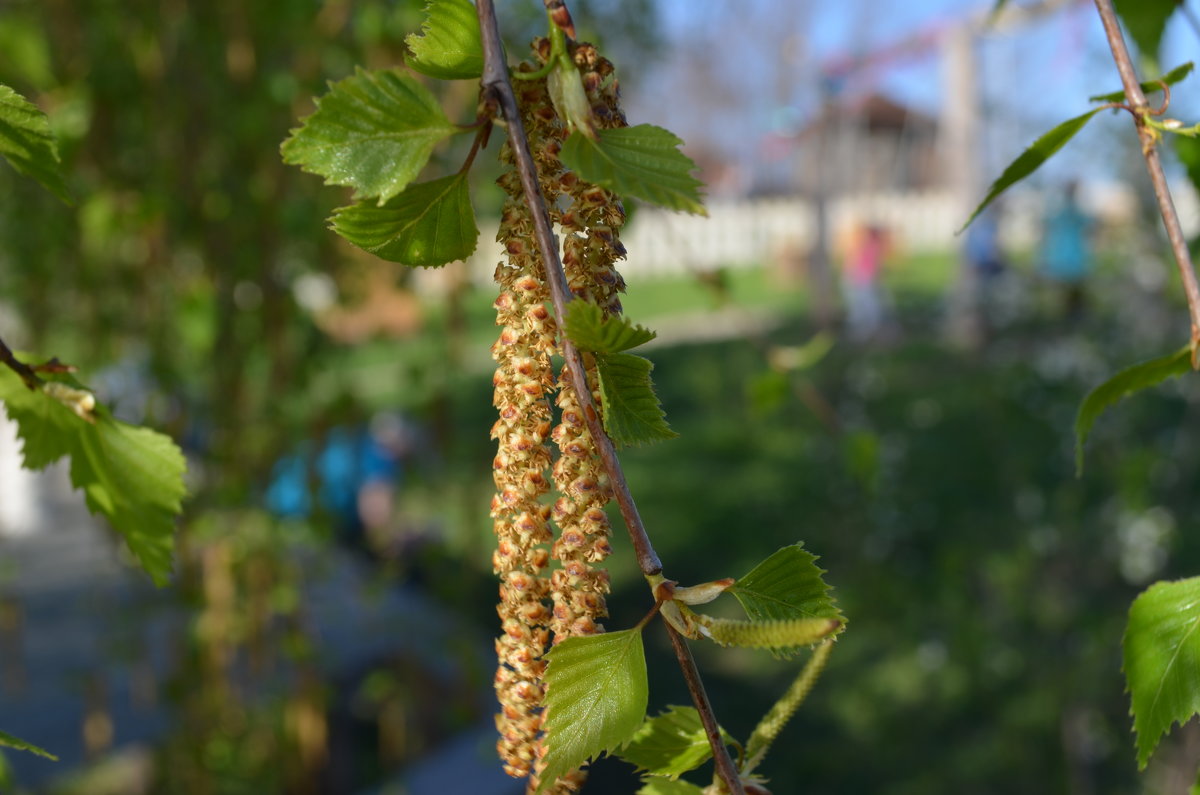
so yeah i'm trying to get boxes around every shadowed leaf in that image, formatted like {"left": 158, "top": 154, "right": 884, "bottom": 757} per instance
{"left": 0, "top": 730, "right": 57, "bottom": 760}
{"left": 1114, "top": 0, "right": 1177, "bottom": 60}
{"left": 1089, "top": 62, "right": 1194, "bottom": 103}
{"left": 1075, "top": 345, "right": 1192, "bottom": 475}
{"left": 618, "top": 706, "right": 736, "bottom": 780}
{"left": 331, "top": 172, "right": 477, "bottom": 266}
{"left": 0, "top": 83, "right": 71, "bottom": 203}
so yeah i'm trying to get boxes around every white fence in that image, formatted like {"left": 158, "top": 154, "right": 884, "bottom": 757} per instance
{"left": 408, "top": 181, "right": 1200, "bottom": 296}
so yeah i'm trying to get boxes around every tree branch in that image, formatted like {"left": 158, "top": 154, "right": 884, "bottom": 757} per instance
{"left": 474, "top": 3, "right": 744, "bottom": 793}
{"left": 1093, "top": 0, "right": 1200, "bottom": 356}
{"left": 0, "top": 336, "right": 41, "bottom": 390}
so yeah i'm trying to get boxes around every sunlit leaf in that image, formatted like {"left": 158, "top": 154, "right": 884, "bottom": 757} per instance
{"left": 0, "top": 729, "right": 57, "bottom": 760}
{"left": 281, "top": 67, "right": 456, "bottom": 204}
{"left": 1115, "top": 0, "right": 1177, "bottom": 60}
{"left": 618, "top": 706, "right": 736, "bottom": 780}
{"left": 730, "top": 543, "right": 845, "bottom": 625}
{"left": 538, "top": 629, "right": 649, "bottom": 793}
{"left": 330, "top": 172, "right": 477, "bottom": 266}
{"left": 637, "top": 777, "right": 705, "bottom": 795}
{"left": 0, "top": 83, "right": 71, "bottom": 203}
{"left": 565, "top": 301, "right": 656, "bottom": 354}
{"left": 1075, "top": 345, "right": 1192, "bottom": 475}
{"left": 560, "top": 125, "right": 705, "bottom": 214}
{"left": 0, "top": 368, "right": 186, "bottom": 585}
{"left": 405, "top": 0, "right": 483, "bottom": 80}
{"left": 595, "top": 352, "right": 676, "bottom": 447}
{"left": 960, "top": 109, "right": 1101, "bottom": 232}
{"left": 1089, "top": 62, "right": 1194, "bottom": 103}
{"left": 1124, "top": 577, "right": 1200, "bottom": 768}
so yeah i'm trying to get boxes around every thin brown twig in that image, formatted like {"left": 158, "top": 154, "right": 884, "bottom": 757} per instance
{"left": 1093, "top": 0, "right": 1200, "bottom": 358}
{"left": 474, "top": 3, "right": 745, "bottom": 793}
{"left": 0, "top": 335, "right": 42, "bottom": 390}
{"left": 476, "top": 0, "right": 660, "bottom": 579}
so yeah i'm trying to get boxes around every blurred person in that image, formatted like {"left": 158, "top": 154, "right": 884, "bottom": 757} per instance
{"left": 841, "top": 223, "right": 891, "bottom": 341}
{"left": 965, "top": 203, "right": 1007, "bottom": 281}
{"left": 1040, "top": 181, "right": 1094, "bottom": 319}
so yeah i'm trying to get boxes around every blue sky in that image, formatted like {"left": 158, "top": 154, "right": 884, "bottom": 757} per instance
{"left": 619, "top": 0, "right": 1200, "bottom": 190}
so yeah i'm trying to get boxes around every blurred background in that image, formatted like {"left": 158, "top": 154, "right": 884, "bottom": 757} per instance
{"left": 2, "top": 0, "right": 1200, "bottom": 793}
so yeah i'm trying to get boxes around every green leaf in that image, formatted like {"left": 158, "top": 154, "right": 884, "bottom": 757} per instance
{"left": 618, "top": 706, "right": 735, "bottom": 781}
{"left": 1115, "top": 0, "right": 1177, "bottom": 60}
{"left": 960, "top": 109, "right": 1101, "bottom": 232}
{"left": 0, "top": 369, "right": 186, "bottom": 586}
{"left": 281, "top": 67, "right": 456, "bottom": 204}
{"left": 700, "top": 615, "right": 841, "bottom": 650}
{"left": 0, "top": 729, "right": 58, "bottom": 760}
{"left": 1124, "top": 577, "right": 1200, "bottom": 768}
{"left": 405, "top": 0, "right": 483, "bottom": 80}
{"left": 730, "top": 543, "right": 845, "bottom": 626}
{"left": 1075, "top": 345, "right": 1192, "bottom": 475}
{"left": 594, "top": 352, "right": 676, "bottom": 447}
{"left": 560, "top": 125, "right": 705, "bottom": 215}
{"left": 539, "top": 629, "right": 649, "bottom": 792}
{"left": 565, "top": 301, "right": 656, "bottom": 354}
{"left": 1089, "top": 62, "right": 1195, "bottom": 103}
{"left": 0, "top": 83, "right": 71, "bottom": 203}
{"left": 637, "top": 778, "right": 705, "bottom": 795}
{"left": 330, "top": 172, "right": 477, "bottom": 266}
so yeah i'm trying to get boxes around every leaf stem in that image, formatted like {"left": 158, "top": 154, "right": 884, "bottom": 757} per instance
{"left": 1093, "top": 0, "right": 1200, "bottom": 360}
{"left": 474, "top": 3, "right": 743, "bottom": 793}
{"left": 457, "top": 120, "right": 493, "bottom": 175}
{"left": 0, "top": 335, "right": 42, "bottom": 390}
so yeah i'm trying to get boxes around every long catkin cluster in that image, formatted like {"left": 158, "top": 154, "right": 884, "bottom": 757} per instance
{"left": 491, "top": 42, "right": 631, "bottom": 795}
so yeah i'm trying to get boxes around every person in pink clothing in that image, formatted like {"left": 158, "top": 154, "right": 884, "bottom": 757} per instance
{"left": 842, "top": 223, "right": 890, "bottom": 340}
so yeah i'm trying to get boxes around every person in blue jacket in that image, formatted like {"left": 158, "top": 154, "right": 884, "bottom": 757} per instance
{"left": 1040, "top": 181, "right": 1095, "bottom": 319}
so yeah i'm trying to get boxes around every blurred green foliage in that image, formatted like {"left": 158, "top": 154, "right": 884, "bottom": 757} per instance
{"left": 2, "top": 1, "right": 1199, "bottom": 793}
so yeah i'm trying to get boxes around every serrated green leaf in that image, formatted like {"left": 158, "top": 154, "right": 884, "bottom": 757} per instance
{"left": 560, "top": 125, "right": 705, "bottom": 215}
{"left": 1075, "top": 345, "right": 1192, "bottom": 476}
{"left": 637, "top": 778, "right": 705, "bottom": 795}
{"left": 0, "top": 729, "right": 58, "bottom": 760}
{"left": 330, "top": 172, "right": 477, "bottom": 266}
{"left": 618, "top": 706, "right": 735, "bottom": 781}
{"left": 565, "top": 301, "right": 656, "bottom": 354}
{"left": 0, "top": 83, "right": 71, "bottom": 203}
{"left": 405, "top": 0, "right": 483, "bottom": 80}
{"left": 730, "top": 543, "right": 845, "bottom": 626}
{"left": 960, "top": 109, "right": 1101, "bottom": 232}
{"left": 281, "top": 67, "right": 456, "bottom": 204}
{"left": 700, "top": 615, "right": 840, "bottom": 650}
{"left": 539, "top": 629, "right": 649, "bottom": 793}
{"left": 1115, "top": 0, "right": 1177, "bottom": 59}
{"left": 1124, "top": 577, "right": 1200, "bottom": 768}
{"left": 594, "top": 352, "right": 676, "bottom": 447}
{"left": 1090, "top": 62, "right": 1194, "bottom": 103}
{"left": 0, "top": 369, "right": 185, "bottom": 586}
